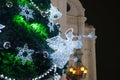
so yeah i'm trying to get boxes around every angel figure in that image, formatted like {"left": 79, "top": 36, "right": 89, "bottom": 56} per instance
{"left": 46, "top": 28, "right": 82, "bottom": 69}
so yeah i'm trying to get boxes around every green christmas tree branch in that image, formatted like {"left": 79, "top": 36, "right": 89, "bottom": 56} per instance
{"left": 13, "top": 15, "right": 48, "bottom": 39}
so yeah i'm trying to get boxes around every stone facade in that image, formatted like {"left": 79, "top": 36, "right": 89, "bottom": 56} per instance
{"left": 51, "top": 0, "right": 97, "bottom": 80}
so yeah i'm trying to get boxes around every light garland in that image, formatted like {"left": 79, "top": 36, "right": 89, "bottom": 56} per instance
{"left": 0, "top": 64, "right": 57, "bottom": 80}
{"left": 29, "top": 0, "right": 49, "bottom": 17}
{"left": 0, "top": 74, "right": 15, "bottom": 80}
{"left": 32, "top": 64, "right": 57, "bottom": 80}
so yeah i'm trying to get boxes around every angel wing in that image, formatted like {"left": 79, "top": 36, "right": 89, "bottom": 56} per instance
{"left": 46, "top": 35, "right": 64, "bottom": 50}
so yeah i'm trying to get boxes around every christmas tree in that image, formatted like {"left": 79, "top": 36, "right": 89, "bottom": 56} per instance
{"left": 0, "top": 0, "right": 85, "bottom": 80}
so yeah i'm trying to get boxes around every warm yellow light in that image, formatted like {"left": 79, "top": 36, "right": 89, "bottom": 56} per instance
{"left": 83, "top": 69, "right": 88, "bottom": 74}
{"left": 72, "top": 70, "right": 76, "bottom": 74}
{"left": 80, "top": 66, "right": 85, "bottom": 71}
{"left": 69, "top": 68, "right": 74, "bottom": 72}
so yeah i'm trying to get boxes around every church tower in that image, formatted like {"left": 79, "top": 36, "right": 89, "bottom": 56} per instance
{"left": 51, "top": 0, "right": 97, "bottom": 80}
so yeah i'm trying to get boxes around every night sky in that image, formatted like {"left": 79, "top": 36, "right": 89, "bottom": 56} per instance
{"left": 80, "top": 0, "right": 120, "bottom": 80}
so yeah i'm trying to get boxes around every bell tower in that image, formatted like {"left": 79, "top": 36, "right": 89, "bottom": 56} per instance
{"left": 51, "top": 0, "right": 97, "bottom": 80}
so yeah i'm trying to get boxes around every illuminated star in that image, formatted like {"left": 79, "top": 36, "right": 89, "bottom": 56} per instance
{"left": 19, "top": 4, "right": 34, "bottom": 21}
{"left": 16, "top": 44, "right": 34, "bottom": 65}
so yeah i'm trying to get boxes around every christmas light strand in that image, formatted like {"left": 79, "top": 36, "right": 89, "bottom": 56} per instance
{"left": 0, "top": 74, "right": 15, "bottom": 80}
{"left": 29, "top": 0, "right": 49, "bottom": 17}
{"left": 32, "top": 64, "right": 57, "bottom": 80}
{"left": 0, "top": 65, "right": 57, "bottom": 80}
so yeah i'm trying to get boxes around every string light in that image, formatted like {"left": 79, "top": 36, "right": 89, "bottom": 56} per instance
{"left": 29, "top": 0, "right": 49, "bottom": 17}
{"left": 0, "top": 64, "right": 57, "bottom": 80}
{"left": 0, "top": 74, "right": 15, "bottom": 80}
{"left": 32, "top": 64, "right": 57, "bottom": 80}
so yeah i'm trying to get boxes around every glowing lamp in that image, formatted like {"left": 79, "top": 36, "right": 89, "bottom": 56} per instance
{"left": 69, "top": 68, "right": 74, "bottom": 72}
{"left": 72, "top": 70, "right": 76, "bottom": 74}
{"left": 83, "top": 69, "right": 88, "bottom": 74}
{"left": 80, "top": 66, "right": 85, "bottom": 71}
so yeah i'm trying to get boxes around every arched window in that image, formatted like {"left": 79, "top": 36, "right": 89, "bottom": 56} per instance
{"left": 67, "top": 3, "right": 71, "bottom": 12}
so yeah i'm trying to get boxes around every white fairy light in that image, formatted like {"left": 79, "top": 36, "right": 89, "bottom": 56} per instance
{"left": 35, "top": 78, "right": 38, "bottom": 80}
{"left": 0, "top": 74, "right": 4, "bottom": 78}
{"left": 54, "top": 64, "right": 57, "bottom": 68}
{"left": 38, "top": 76, "right": 41, "bottom": 79}
{"left": 0, "top": 74, "right": 16, "bottom": 80}
{"left": 44, "top": 73, "right": 47, "bottom": 75}
{"left": 5, "top": 76, "right": 8, "bottom": 79}
{"left": 8, "top": 78, "right": 12, "bottom": 80}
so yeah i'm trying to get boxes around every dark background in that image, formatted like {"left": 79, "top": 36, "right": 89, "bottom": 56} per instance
{"left": 80, "top": 0, "right": 120, "bottom": 80}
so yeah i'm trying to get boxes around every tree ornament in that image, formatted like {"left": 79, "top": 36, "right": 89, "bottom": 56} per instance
{"left": 15, "top": 43, "right": 34, "bottom": 65}
{"left": 41, "top": 11, "right": 47, "bottom": 17}
{"left": 3, "top": 41, "right": 11, "bottom": 49}
{"left": 43, "top": 51, "right": 49, "bottom": 58}
{"left": 0, "top": 24, "right": 5, "bottom": 33}
{"left": 19, "top": 4, "right": 34, "bottom": 21}
{"left": 6, "top": 1, "right": 13, "bottom": 8}
{"left": 56, "top": 23, "right": 61, "bottom": 29}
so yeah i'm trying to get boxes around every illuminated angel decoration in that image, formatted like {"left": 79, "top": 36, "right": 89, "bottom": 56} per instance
{"left": 47, "top": 28, "right": 82, "bottom": 69}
